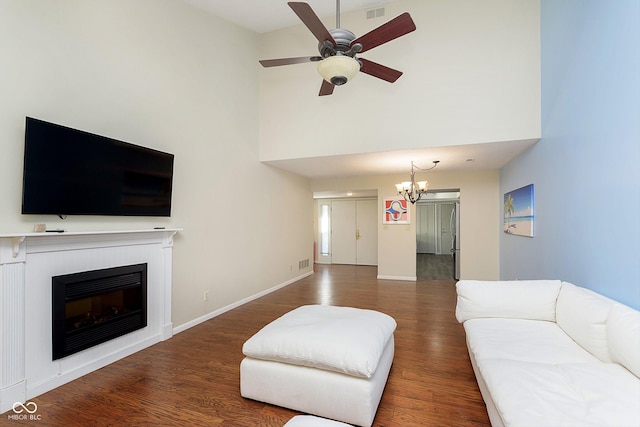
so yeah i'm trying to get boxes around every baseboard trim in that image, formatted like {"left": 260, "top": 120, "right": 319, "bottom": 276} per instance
{"left": 173, "top": 271, "right": 314, "bottom": 335}
{"left": 25, "top": 335, "right": 162, "bottom": 403}
{"left": 1, "top": 381, "right": 26, "bottom": 414}
{"left": 377, "top": 275, "right": 417, "bottom": 281}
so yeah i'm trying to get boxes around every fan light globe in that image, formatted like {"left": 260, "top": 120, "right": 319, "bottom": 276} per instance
{"left": 317, "top": 56, "right": 360, "bottom": 86}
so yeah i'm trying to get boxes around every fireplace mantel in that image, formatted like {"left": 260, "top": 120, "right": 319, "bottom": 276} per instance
{"left": 0, "top": 228, "right": 180, "bottom": 413}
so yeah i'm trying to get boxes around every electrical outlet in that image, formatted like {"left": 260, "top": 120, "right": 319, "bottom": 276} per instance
{"left": 203, "top": 291, "right": 209, "bottom": 301}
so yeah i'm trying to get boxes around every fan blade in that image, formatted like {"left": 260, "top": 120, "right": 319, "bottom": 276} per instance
{"left": 319, "top": 79, "right": 335, "bottom": 96}
{"left": 259, "top": 56, "right": 322, "bottom": 67}
{"left": 351, "top": 12, "right": 416, "bottom": 53}
{"left": 359, "top": 58, "right": 403, "bottom": 83}
{"left": 288, "top": 2, "right": 336, "bottom": 45}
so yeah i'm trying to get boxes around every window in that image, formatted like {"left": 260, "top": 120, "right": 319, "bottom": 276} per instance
{"left": 319, "top": 203, "right": 330, "bottom": 256}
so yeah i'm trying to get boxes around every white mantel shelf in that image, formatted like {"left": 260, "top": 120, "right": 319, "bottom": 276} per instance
{"left": 0, "top": 228, "right": 180, "bottom": 413}
{"left": 0, "top": 228, "right": 182, "bottom": 238}
{"left": 0, "top": 228, "right": 181, "bottom": 258}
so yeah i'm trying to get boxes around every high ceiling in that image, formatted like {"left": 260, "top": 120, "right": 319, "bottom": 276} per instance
{"left": 181, "top": 0, "right": 538, "bottom": 179}
{"left": 182, "top": 0, "right": 394, "bottom": 34}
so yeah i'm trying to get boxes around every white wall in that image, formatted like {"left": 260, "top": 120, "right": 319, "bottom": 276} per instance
{"left": 259, "top": 0, "right": 540, "bottom": 162}
{"left": 0, "top": 0, "right": 313, "bottom": 328}
{"left": 312, "top": 169, "right": 500, "bottom": 280}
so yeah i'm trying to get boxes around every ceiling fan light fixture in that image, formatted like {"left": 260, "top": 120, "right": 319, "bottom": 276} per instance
{"left": 317, "top": 55, "right": 360, "bottom": 86}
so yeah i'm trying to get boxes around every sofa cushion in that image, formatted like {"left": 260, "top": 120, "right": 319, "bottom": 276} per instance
{"left": 608, "top": 303, "right": 640, "bottom": 378}
{"left": 242, "top": 305, "right": 396, "bottom": 379}
{"left": 455, "top": 280, "right": 562, "bottom": 323}
{"left": 464, "top": 318, "right": 599, "bottom": 364}
{"left": 556, "top": 282, "right": 614, "bottom": 362}
{"left": 478, "top": 358, "right": 640, "bottom": 427}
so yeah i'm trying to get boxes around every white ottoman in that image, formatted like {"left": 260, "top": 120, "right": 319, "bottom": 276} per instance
{"left": 240, "top": 305, "right": 397, "bottom": 427}
{"left": 284, "top": 415, "right": 353, "bottom": 426}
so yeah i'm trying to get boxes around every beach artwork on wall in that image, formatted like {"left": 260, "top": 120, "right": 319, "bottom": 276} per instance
{"left": 383, "top": 198, "right": 410, "bottom": 224}
{"left": 504, "top": 184, "right": 534, "bottom": 237}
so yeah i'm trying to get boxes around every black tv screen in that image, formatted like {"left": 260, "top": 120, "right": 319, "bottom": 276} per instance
{"left": 22, "top": 117, "right": 174, "bottom": 217}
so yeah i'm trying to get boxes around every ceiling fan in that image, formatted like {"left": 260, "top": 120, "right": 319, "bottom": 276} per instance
{"left": 259, "top": 1, "right": 416, "bottom": 96}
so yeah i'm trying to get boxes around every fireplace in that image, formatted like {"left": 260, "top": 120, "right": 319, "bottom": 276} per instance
{"left": 0, "top": 229, "right": 177, "bottom": 413}
{"left": 52, "top": 263, "right": 148, "bottom": 360}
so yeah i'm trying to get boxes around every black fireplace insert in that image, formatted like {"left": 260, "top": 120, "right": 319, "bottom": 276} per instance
{"left": 52, "top": 263, "right": 147, "bottom": 360}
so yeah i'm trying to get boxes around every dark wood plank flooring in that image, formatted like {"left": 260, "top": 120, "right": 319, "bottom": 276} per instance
{"left": 4, "top": 264, "right": 490, "bottom": 426}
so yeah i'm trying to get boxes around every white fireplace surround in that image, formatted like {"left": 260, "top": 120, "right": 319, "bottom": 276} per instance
{"left": 0, "top": 229, "right": 179, "bottom": 413}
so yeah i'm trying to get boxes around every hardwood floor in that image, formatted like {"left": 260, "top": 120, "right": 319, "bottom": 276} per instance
{"left": 5, "top": 264, "right": 490, "bottom": 426}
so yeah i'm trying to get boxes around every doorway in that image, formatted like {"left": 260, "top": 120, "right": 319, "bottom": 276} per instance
{"left": 416, "top": 191, "right": 460, "bottom": 280}
{"left": 316, "top": 198, "right": 378, "bottom": 266}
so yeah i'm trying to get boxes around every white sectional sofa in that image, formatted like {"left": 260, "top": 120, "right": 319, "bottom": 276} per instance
{"left": 455, "top": 280, "right": 640, "bottom": 427}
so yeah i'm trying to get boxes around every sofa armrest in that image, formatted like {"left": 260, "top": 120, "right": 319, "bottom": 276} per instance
{"left": 455, "top": 280, "right": 562, "bottom": 323}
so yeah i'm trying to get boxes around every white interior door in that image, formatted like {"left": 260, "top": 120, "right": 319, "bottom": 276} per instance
{"left": 417, "top": 204, "right": 436, "bottom": 254}
{"left": 331, "top": 200, "right": 356, "bottom": 264}
{"left": 330, "top": 199, "right": 377, "bottom": 265}
{"left": 355, "top": 199, "right": 377, "bottom": 265}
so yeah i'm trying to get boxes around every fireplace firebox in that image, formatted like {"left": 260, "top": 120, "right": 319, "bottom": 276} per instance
{"left": 52, "top": 264, "right": 147, "bottom": 360}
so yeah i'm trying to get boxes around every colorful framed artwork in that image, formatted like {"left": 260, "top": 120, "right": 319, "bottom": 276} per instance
{"left": 503, "top": 184, "right": 534, "bottom": 237}
{"left": 383, "top": 198, "right": 410, "bottom": 224}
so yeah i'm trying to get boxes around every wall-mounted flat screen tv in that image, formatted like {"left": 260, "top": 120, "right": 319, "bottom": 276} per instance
{"left": 22, "top": 117, "right": 174, "bottom": 217}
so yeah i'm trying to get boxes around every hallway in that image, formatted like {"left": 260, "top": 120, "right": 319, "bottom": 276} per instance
{"left": 417, "top": 253, "right": 454, "bottom": 280}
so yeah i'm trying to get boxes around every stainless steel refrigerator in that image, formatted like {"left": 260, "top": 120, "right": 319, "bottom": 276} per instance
{"left": 450, "top": 202, "right": 460, "bottom": 280}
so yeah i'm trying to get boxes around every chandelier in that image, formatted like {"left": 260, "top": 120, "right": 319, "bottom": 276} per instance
{"left": 395, "top": 161, "right": 439, "bottom": 204}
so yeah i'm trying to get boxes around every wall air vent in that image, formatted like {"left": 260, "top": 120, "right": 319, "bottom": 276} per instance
{"left": 366, "top": 8, "right": 385, "bottom": 19}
